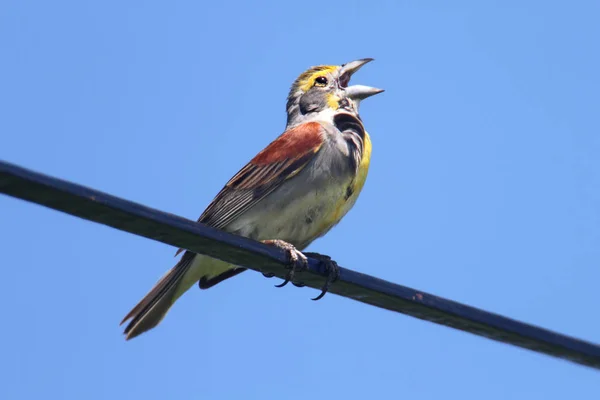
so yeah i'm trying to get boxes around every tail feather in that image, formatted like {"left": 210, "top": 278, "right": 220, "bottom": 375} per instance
{"left": 121, "top": 252, "right": 244, "bottom": 340}
{"left": 199, "top": 268, "right": 247, "bottom": 289}
{"left": 121, "top": 252, "right": 196, "bottom": 340}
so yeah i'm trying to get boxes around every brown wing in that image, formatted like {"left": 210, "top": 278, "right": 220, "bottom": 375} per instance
{"left": 174, "top": 121, "right": 325, "bottom": 256}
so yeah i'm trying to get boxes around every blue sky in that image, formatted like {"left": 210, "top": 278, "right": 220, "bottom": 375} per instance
{"left": 1, "top": 1, "right": 599, "bottom": 399}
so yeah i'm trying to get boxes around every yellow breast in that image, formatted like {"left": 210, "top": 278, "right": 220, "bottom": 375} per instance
{"left": 352, "top": 131, "right": 372, "bottom": 195}
{"left": 317, "top": 132, "right": 372, "bottom": 233}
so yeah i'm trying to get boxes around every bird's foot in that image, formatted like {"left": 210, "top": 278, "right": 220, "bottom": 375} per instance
{"left": 261, "top": 240, "right": 308, "bottom": 288}
{"left": 303, "top": 252, "right": 340, "bottom": 301}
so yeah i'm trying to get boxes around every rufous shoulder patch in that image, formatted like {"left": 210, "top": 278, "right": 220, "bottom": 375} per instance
{"left": 251, "top": 122, "right": 324, "bottom": 165}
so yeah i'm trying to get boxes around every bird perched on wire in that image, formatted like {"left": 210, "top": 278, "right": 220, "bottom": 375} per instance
{"left": 121, "top": 58, "right": 383, "bottom": 340}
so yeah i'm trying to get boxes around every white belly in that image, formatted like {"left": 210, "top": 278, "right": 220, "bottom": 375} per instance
{"left": 225, "top": 175, "right": 354, "bottom": 250}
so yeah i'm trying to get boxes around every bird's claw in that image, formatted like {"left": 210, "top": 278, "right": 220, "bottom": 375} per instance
{"left": 261, "top": 240, "right": 308, "bottom": 288}
{"left": 260, "top": 242, "right": 338, "bottom": 298}
{"left": 304, "top": 252, "right": 340, "bottom": 300}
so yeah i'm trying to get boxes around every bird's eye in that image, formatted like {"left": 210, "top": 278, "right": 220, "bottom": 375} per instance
{"left": 314, "top": 76, "right": 328, "bottom": 86}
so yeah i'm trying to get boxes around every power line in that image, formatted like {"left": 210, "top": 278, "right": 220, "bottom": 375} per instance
{"left": 1, "top": 159, "right": 599, "bottom": 370}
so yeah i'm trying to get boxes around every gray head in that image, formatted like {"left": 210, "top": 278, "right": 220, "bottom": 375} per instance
{"left": 285, "top": 58, "right": 384, "bottom": 127}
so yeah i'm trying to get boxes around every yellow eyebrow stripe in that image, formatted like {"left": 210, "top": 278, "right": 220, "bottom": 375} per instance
{"left": 297, "top": 65, "right": 338, "bottom": 92}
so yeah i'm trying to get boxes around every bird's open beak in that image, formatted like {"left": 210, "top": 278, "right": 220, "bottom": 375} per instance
{"left": 339, "top": 58, "right": 384, "bottom": 101}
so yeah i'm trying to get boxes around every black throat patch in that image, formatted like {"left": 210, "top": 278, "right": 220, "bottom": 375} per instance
{"left": 333, "top": 113, "right": 365, "bottom": 140}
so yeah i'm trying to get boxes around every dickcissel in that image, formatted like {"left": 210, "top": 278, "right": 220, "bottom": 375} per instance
{"left": 121, "top": 58, "right": 383, "bottom": 340}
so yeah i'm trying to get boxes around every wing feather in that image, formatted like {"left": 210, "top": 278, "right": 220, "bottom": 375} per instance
{"left": 200, "top": 122, "right": 325, "bottom": 229}
{"left": 174, "top": 121, "right": 325, "bottom": 257}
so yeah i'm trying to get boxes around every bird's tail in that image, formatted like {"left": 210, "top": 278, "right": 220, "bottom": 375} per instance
{"left": 120, "top": 252, "right": 199, "bottom": 340}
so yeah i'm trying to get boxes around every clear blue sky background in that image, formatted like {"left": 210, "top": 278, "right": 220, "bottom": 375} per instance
{"left": 1, "top": 1, "right": 599, "bottom": 399}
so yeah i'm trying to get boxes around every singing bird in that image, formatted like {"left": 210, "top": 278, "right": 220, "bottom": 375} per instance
{"left": 121, "top": 58, "right": 383, "bottom": 339}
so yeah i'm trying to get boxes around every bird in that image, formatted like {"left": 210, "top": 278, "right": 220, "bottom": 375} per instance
{"left": 120, "top": 58, "right": 384, "bottom": 340}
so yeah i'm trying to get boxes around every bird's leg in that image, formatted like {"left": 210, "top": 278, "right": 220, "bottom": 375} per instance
{"left": 261, "top": 239, "right": 308, "bottom": 288}
{"left": 303, "top": 252, "right": 340, "bottom": 301}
